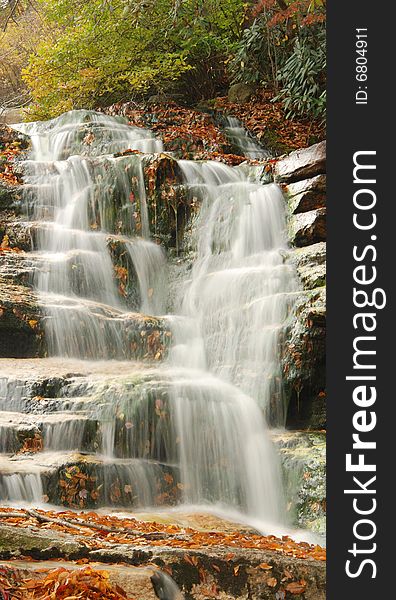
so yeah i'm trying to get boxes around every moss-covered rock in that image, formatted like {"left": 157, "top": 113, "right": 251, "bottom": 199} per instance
{"left": 0, "top": 181, "right": 23, "bottom": 211}
{"left": 0, "top": 249, "right": 39, "bottom": 287}
{"left": 0, "top": 219, "right": 39, "bottom": 252}
{"left": 47, "top": 456, "right": 180, "bottom": 509}
{"left": 228, "top": 83, "right": 257, "bottom": 104}
{"left": 0, "top": 282, "right": 45, "bottom": 358}
{"left": 281, "top": 287, "right": 326, "bottom": 430}
{"left": 0, "top": 524, "right": 84, "bottom": 560}
{"left": 106, "top": 236, "right": 142, "bottom": 309}
{"left": 0, "top": 523, "right": 326, "bottom": 599}
{"left": 142, "top": 154, "right": 190, "bottom": 249}
{"left": 273, "top": 431, "right": 326, "bottom": 535}
{"left": 285, "top": 243, "right": 326, "bottom": 290}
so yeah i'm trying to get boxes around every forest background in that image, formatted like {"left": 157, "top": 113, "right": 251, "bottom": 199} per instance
{"left": 0, "top": 0, "right": 326, "bottom": 125}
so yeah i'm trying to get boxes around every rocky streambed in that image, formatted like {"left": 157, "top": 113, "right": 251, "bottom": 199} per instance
{"left": 0, "top": 507, "right": 325, "bottom": 600}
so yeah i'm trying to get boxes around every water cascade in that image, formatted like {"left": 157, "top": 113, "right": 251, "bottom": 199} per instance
{"left": 222, "top": 116, "right": 269, "bottom": 159}
{"left": 13, "top": 110, "right": 165, "bottom": 358}
{"left": 171, "top": 161, "right": 298, "bottom": 424}
{"left": 0, "top": 110, "right": 298, "bottom": 531}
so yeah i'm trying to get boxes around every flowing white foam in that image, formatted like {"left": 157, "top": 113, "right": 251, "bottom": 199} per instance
{"left": 223, "top": 116, "right": 269, "bottom": 159}
{"left": 172, "top": 161, "right": 298, "bottom": 424}
{"left": 13, "top": 110, "right": 166, "bottom": 357}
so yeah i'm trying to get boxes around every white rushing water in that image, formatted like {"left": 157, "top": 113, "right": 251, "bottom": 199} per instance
{"left": 223, "top": 116, "right": 269, "bottom": 159}
{"left": 13, "top": 110, "right": 167, "bottom": 357}
{"left": 2, "top": 110, "right": 298, "bottom": 532}
{"left": 170, "top": 161, "right": 298, "bottom": 424}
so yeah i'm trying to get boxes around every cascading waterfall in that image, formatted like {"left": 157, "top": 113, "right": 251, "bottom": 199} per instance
{"left": 222, "top": 116, "right": 269, "bottom": 159}
{"left": 126, "top": 239, "right": 168, "bottom": 315}
{"left": 14, "top": 110, "right": 166, "bottom": 357}
{"left": 171, "top": 161, "right": 298, "bottom": 424}
{"left": 1, "top": 110, "right": 298, "bottom": 532}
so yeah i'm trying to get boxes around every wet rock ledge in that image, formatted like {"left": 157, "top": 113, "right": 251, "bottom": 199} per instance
{"left": 0, "top": 510, "right": 326, "bottom": 600}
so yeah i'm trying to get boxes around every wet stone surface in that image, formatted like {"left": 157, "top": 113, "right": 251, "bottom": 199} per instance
{"left": 0, "top": 521, "right": 326, "bottom": 600}
{"left": 273, "top": 431, "right": 326, "bottom": 535}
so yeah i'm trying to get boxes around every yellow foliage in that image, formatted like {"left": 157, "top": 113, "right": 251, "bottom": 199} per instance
{"left": 0, "top": 5, "right": 54, "bottom": 108}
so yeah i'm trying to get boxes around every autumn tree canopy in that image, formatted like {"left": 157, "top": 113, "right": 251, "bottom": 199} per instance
{"left": 0, "top": 0, "right": 326, "bottom": 120}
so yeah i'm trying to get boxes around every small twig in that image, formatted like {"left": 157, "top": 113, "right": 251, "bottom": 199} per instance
{"left": 25, "top": 508, "right": 88, "bottom": 532}
{"left": 2, "top": 0, "right": 20, "bottom": 32}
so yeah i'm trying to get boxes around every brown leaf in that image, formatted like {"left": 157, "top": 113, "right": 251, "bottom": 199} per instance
{"left": 285, "top": 580, "right": 307, "bottom": 594}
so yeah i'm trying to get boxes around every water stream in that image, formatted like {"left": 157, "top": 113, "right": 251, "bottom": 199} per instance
{"left": 1, "top": 110, "right": 299, "bottom": 533}
{"left": 222, "top": 116, "right": 269, "bottom": 159}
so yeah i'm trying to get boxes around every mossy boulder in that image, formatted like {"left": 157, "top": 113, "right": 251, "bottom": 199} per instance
{"left": 228, "top": 83, "right": 256, "bottom": 104}
{"left": 273, "top": 431, "right": 326, "bottom": 535}
{"left": 282, "top": 287, "right": 326, "bottom": 430}
{"left": 0, "top": 181, "right": 23, "bottom": 211}
{"left": 0, "top": 524, "right": 83, "bottom": 560}
{"left": 0, "top": 282, "right": 45, "bottom": 358}
{"left": 285, "top": 243, "right": 326, "bottom": 290}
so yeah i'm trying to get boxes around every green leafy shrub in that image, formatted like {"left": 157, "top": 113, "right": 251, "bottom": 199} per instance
{"left": 229, "top": 18, "right": 279, "bottom": 85}
{"left": 22, "top": 0, "right": 244, "bottom": 119}
{"left": 274, "top": 29, "right": 326, "bottom": 121}
{"left": 229, "top": 1, "right": 326, "bottom": 121}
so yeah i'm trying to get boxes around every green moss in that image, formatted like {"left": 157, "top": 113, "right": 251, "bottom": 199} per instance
{"left": 260, "top": 130, "right": 294, "bottom": 157}
{"left": 275, "top": 432, "right": 326, "bottom": 535}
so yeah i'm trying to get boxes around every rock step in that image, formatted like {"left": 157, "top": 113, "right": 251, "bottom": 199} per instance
{"left": 288, "top": 208, "right": 326, "bottom": 248}
{"left": 274, "top": 141, "right": 326, "bottom": 183}
{"left": 16, "top": 124, "right": 162, "bottom": 160}
{"left": 283, "top": 174, "right": 326, "bottom": 214}
{"left": 285, "top": 242, "right": 326, "bottom": 290}
{"left": 0, "top": 280, "right": 172, "bottom": 359}
{"left": 0, "top": 411, "right": 94, "bottom": 454}
{"left": 3, "top": 220, "right": 171, "bottom": 251}
{"left": 0, "top": 358, "right": 161, "bottom": 406}
{"left": 0, "top": 452, "right": 180, "bottom": 508}
{"left": 0, "top": 251, "right": 42, "bottom": 287}
{"left": 0, "top": 360, "right": 177, "bottom": 458}
{"left": 0, "top": 232, "right": 163, "bottom": 312}
{"left": 0, "top": 560, "right": 179, "bottom": 600}
{"left": 0, "top": 357, "right": 158, "bottom": 385}
{"left": 0, "top": 405, "right": 327, "bottom": 532}
{"left": 0, "top": 401, "right": 178, "bottom": 460}
{"left": 0, "top": 365, "right": 196, "bottom": 463}
{"left": 0, "top": 394, "right": 103, "bottom": 416}
{"left": 3, "top": 220, "right": 129, "bottom": 251}
{"left": 0, "top": 523, "right": 326, "bottom": 599}
{"left": 9, "top": 152, "right": 191, "bottom": 250}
